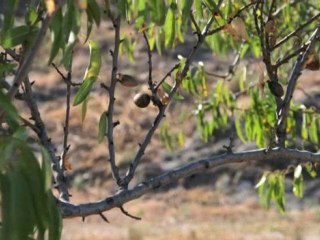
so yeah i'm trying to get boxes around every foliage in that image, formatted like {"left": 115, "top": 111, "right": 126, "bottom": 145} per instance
{"left": 0, "top": 0, "right": 320, "bottom": 239}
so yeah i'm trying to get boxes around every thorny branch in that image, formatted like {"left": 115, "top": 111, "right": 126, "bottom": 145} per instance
{"left": 106, "top": 16, "right": 122, "bottom": 186}
{"left": 142, "top": 31, "right": 155, "bottom": 94}
{"left": 51, "top": 63, "right": 73, "bottom": 171}
{"left": 23, "top": 76, "right": 70, "bottom": 201}
{"left": 58, "top": 148, "right": 320, "bottom": 218}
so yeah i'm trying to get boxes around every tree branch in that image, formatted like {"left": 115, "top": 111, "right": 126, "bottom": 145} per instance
{"left": 271, "top": 13, "right": 320, "bottom": 51}
{"left": 23, "top": 77, "right": 70, "bottom": 201}
{"left": 106, "top": 16, "right": 122, "bottom": 186}
{"left": 58, "top": 148, "right": 320, "bottom": 218}
{"left": 276, "top": 25, "right": 320, "bottom": 147}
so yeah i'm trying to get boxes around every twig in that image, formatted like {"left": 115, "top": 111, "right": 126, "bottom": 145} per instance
{"left": 271, "top": 13, "right": 320, "bottom": 50}
{"left": 204, "top": 48, "right": 241, "bottom": 80}
{"left": 205, "top": 0, "right": 259, "bottom": 36}
{"left": 59, "top": 148, "right": 320, "bottom": 218}
{"left": 154, "top": 63, "right": 180, "bottom": 91}
{"left": 276, "top": 25, "right": 320, "bottom": 147}
{"left": 142, "top": 31, "right": 155, "bottom": 94}
{"left": 119, "top": 206, "right": 141, "bottom": 220}
{"left": 51, "top": 63, "right": 82, "bottom": 86}
{"left": 274, "top": 44, "right": 308, "bottom": 68}
{"left": 62, "top": 72, "right": 72, "bottom": 170}
{"left": 190, "top": 10, "right": 201, "bottom": 36}
{"left": 23, "top": 76, "right": 70, "bottom": 201}
{"left": 106, "top": 16, "right": 122, "bottom": 186}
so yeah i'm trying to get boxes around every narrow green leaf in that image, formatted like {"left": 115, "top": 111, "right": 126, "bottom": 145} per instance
{"left": 73, "top": 41, "right": 101, "bottom": 106}
{"left": 1, "top": 25, "right": 31, "bottom": 48}
{"left": 73, "top": 77, "right": 96, "bottom": 106}
{"left": 301, "top": 110, "right": 308, "bottom": 140}
{"left": 181, "top": 0, "right": 193, "bottom": 20}
{"left": 87, "top": 0, "right": 101, "bottom": 25}
{"left": 235, "top": 115, "right": 247, "bottom": 143}
{"left": 164, "top": 3, "right": 176, "bottom": 48}
{"left": 0, "top": 63, "right": 17, "bottom": 74}
{"left": 98, "top": 111, "right": 107, "bottom": 143}
{"left": 48, "top": 9, "right": 63, "bottom": 64}
{"left": 162, "top": 82, "right": 184, "bottom": 100}
{"left": 150, "top": 0, "right": 166, "bottom": 25}
{"left": 81, "top": 97, "right": 89, "bottom": 122}
{"left": 194, "top": 0, "right": 203, "bottom": 18}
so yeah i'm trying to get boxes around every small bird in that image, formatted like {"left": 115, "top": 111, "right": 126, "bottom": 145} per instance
{"left": 267, "top": 80, "right": 284, "bottom": 97}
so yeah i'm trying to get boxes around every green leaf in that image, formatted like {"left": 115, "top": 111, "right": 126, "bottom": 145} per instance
{"left": 73, "top": 41, "right": 101, "bottom": 106}
{"left": 305, "top": 162, "right": 317, "bottom": 178}
{"left": 73, "top": 77, "right": 96, "bottom": 106}
{"left": 48, "top": 9, "right": 63, "bottom": 64}
{"left": 235, "top": 115, "right": 247, "bottom": 143}
{"left": 98, "top": 111, "right": 107, "bottom": 143}
{"left": 194, "top": 0, "right": 203, "bottom": 18}
{"left": 118, "top": 0, "right": 129, "bottom": 20}
{"left": 135, "top": 0, "right": 146, "bottom": 28}
{"left": 81, "top": 97, "right": 89, "bottom": 122}
{"left": 162, "top": 82, "right": 184, "bottom": 100}
{"left": 309, "top": 116, "right": 318, "bottom": 145}
{"left": 150, "top": 0, "right": 166, "bottom": 25}
{"left": 0, "top": 62, "right": 17, "bottom": 74}
{"left": 87, "top": 0, "right": 101, "bottom": 26}
{"left": 164, "top": 3, "right": 176, "bottom": 48}
{"left": 301, "top": 110, "right": 308, "bottom": 140}
{"left": 25, "top": 6, "right": 39, "bottom": 26}
{"left": 181, "top": 0, "right": 193, "bottom": 20}
{"left": 1, "top": 25, "right": 32, "bottom": 48}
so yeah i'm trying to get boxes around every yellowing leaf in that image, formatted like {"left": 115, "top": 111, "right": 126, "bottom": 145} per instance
{"left": 45, "top": 0, "right": 56, "bottom": 16}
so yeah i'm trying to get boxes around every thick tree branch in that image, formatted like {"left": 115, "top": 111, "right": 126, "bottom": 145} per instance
{"left": 59, "top": 148, "right": 320, "bottom": 218}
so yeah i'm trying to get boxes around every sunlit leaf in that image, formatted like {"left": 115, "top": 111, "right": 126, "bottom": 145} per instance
{"left": 98, "top": 111, "right": 107, "bottom": 143}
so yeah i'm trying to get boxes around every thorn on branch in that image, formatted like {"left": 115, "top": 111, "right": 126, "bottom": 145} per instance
{"left": 98, "top": 212, "right": 109, "bottom": 223}
{"left": 82, "top": 216, "right": 85, "bottom": 222}
{"left": 100, "top": 83, "right": 110, "bottom": 91}
{"left": 223, "top": 134, "right": 235, "bottom": 153}
{"left": 113, "top": 121, "right": 120, "bottom": 128}
{"left": 119, "top": 206, "right": 141, "bottom": 221}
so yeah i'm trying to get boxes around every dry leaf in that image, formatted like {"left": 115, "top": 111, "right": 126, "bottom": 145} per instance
{"left": 157, "top": 88, "right": 169, "bottom": 105}
{"left": 117, "top": 73, "right": 140, "bottom": 87}
{"left": 61, "top": 153, "right": 72, "bottom": 170}
{"left": 304, "top": 53, "right": 320, "bottom": 71}
{"left": 230, "top": 17, "right": 249, "bottom": 41}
